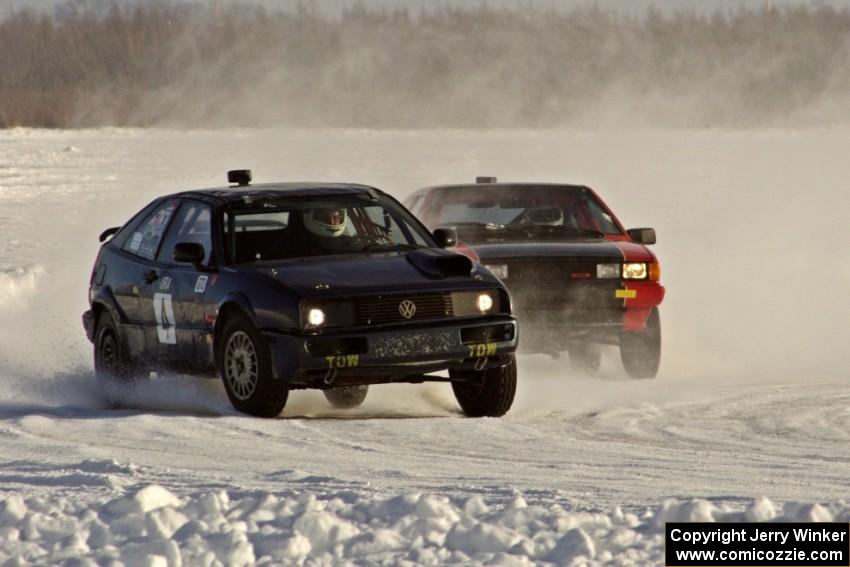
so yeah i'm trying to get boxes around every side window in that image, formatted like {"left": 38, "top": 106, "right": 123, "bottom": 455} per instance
{"left": 123, "top": 200, "right": 179, "bottom": 261}
{"left": 224, "top": 210, "right": 291, "bottom": 264}
{"left": 157, "top": 202, "right": 213, "bottom": 265}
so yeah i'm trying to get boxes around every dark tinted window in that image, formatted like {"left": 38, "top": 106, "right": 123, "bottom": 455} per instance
{"left": 122, "top": 199, "right": 179, "bottom": 261}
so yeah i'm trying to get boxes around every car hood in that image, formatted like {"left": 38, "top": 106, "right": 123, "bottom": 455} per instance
{"left": 473, "top": 241, "right": 626, "bottom": 261}
{"left": 242, "top": 249, "right": 490, "bottom": 296}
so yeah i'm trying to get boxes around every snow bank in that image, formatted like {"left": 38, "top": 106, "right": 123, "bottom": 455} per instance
{"left": 0, "top": 487, "right": 847, "bottom": 566}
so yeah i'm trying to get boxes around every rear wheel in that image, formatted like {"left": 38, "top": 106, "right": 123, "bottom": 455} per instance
{"left": 450, "top": 356, "right": 517, "bottom": 417}
{"left": 620, "top": 307, "right": 661, "bottom": 379}
{"left": 569, "top": 344, "right": 601, "bottom": 375}
{"left": 94, "top": 312, "right": 146, "bottom": 384}
{"left": 324, "top": 385, "right": 369, "bottom": 409}
{"left": 217, "top": 313, "right": 288, "bottom": 417}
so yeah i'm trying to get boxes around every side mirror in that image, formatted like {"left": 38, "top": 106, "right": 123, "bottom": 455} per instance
{"left": 99, "top": 226, "right": 121, "bottom": 243}
{"left": 433, "top": 228, "right": 458, "bottom": 248}
{"left": 627, "top": 228, "right": 656, "bottom": 245}
{"left": 173, "top": 242, "right": 206, "bottom": 268}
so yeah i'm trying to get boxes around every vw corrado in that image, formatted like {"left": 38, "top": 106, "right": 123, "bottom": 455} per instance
{"left": 405, "top": 177, "right": 664, "bottom": 378}
{"left": 83, "top": 171, "right": 518, "bottom": 417}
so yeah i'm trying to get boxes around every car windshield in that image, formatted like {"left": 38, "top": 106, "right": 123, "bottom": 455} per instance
{"left": 225, "top": 197, "right": 431, "bottom": 263}
{"left": 429, "top": 185, "right": 622, "bottom": 243}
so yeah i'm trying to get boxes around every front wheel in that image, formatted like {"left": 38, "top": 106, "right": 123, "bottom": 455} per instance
{"left": 324, "top": 385, "right": 369, "bottom": 409}
{"left": 450, "top": 356, "right": 517, "bottom": 417}
{"left": 217, "top": 313, "right": 288, "bottom": 417}
{"left": 620, "top": 307, "right": 661, "bottom": 379}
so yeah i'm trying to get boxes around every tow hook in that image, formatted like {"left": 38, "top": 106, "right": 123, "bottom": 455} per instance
{"left": 322, "top": 368, "right": 338, "bottom": 385}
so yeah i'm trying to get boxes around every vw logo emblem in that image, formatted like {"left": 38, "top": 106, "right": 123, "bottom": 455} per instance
{"left": 398, "top": 299, "right": 417, "bottom": 319}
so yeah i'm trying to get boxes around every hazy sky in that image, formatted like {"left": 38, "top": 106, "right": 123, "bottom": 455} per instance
{"left": 2, "top": 0, "right": 847, "bottom": 17}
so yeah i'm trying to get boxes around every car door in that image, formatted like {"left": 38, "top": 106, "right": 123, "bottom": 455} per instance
{"left": 118, "top": 198, "right": 181, "bottom": 364}
{"left": 154, "top": 199, "right": 216, "bottom": 371}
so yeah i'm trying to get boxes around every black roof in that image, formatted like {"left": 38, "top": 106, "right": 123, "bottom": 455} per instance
{"left": 171, "top": 182, "right": 382, "bottom": 206}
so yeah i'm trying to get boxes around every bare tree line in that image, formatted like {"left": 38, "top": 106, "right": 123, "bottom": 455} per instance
{"left": 2, "top": 1, "right": 849, "bottom": 128}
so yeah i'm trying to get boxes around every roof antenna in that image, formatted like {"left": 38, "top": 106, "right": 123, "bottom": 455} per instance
{"left": 228, "top": 169, "right": 252, "bottom": 187}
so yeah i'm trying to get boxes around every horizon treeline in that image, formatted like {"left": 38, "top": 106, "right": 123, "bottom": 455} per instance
{"left": 2, "top": 1, "right": 849, "bottom": 129}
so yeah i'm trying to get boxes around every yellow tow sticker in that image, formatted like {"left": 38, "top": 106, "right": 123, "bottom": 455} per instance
{"left": 325, "top": 354, "right": 360, "bottom": 369}
{"left": 467, "top": 343, "right": 498, "bottom": 359}
{"left": 615, "top": 289, "right": 637, "bottom": 299}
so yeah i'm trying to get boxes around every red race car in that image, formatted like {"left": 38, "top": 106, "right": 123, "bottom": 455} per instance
{"left": 405, "top": 177, "right": 665, "bottom": 378}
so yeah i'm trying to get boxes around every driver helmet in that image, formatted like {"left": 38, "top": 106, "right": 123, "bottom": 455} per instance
{"left": 528, "top": 206, "right": 564, "bottom": 226}
{"left": 305, "top": 207, "right": 348, "bottom": 238}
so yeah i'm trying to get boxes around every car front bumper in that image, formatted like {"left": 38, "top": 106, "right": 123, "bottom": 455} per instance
{"left": 262, "top": 316, "right": 518, "bottom": 388}
{"left": 510, "top": 279, "right": 665, "bottom": 352}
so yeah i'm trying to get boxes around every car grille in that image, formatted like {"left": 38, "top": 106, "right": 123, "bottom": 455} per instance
{"left": 355, "top": 293, "right": 454, "bottom": 325}
{"left": 497, "top": 258, "right": 624, "bottom": 312}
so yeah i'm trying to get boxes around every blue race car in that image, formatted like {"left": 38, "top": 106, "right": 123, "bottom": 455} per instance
{"left": 83, "top": 171, "right": 518, "bottom": 417}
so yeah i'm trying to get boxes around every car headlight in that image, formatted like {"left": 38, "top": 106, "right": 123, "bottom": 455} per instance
{"left": 596, "top": 263, "right": 620, "bottom": 279}
{"left": 477, "top": 292, "right": 494, "bottom": 312}
{"left": 622, "top": 262, "right": 648, "bottom": 280}
{"left": 483, "top": 264, "right": 508, "bottom": 279}
{"left": 452, "top": 290, "right": 502, "bottom": 316}
{"left": 307, "top": 308, "right": 325, "bottom": 327}
{"left": 300, "top": 301, "right": 356, "bottom": 329}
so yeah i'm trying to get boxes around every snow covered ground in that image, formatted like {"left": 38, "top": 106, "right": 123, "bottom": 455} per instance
{"left": 0, "top": 128, "right": 849, "bottom": 565}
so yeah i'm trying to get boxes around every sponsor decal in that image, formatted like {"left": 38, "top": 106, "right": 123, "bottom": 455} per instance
{"left": 467, "top": 342, "right": 497, "bottom": 359}
{"left": 194, "top": 275, "right": 208, "bottom": 293}
{"left": 129, "top": 232, "right": 142, "bottom": 252}
{"left": 615, "top": 289, "right": 637, "bottom": 299}
{"left": 326, "top": 354, "right": 359, "bottom": 369}
{"left": 153, "top": 292, "right": 176, "bottom": 344}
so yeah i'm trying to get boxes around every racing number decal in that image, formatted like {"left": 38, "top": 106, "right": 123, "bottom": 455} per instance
{"left": 153, "top": 292, "right": 176, "bottom": 345}
{"left": 326, "top": 354, "right": 359, "bottom": 369}
{"left": 467, "top": 343, "right": 497, "bottom": 359}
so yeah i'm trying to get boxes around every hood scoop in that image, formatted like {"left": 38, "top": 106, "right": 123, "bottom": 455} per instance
{"left": 405, "top": 249, "right": 473, "bottom": 279}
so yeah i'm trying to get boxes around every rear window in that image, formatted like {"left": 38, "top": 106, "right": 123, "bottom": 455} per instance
{"left": 122, "top": 199, "right": 179, "bottom": 260}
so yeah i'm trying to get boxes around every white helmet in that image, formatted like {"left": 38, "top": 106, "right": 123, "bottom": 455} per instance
{"left": 305, "top": 207, "right": 348, "bottom": 238}
{"left": 527, "top": 206, "right": 564, "bottom": 226}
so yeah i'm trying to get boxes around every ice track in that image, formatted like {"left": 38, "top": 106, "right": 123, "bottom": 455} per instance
{"left": 0, "top": 129, "right": 849, "bottom": 565}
